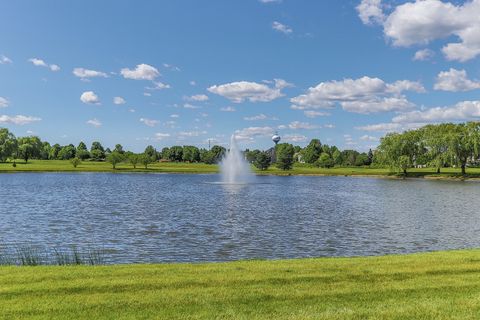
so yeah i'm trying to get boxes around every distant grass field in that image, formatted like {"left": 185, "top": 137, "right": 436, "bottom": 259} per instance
{"left": 1, "top": 159, "right": 480, "bottom": 179}
{"left": 2, "top": 249, "right": 480, "bottom": 319}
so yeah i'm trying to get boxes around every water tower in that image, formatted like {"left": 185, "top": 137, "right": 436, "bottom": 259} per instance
{"left": 271, "top": 132, "right": 281, "bottom": 163}
{"left": 272, "top": 132, "right": 281, "bottom": 145}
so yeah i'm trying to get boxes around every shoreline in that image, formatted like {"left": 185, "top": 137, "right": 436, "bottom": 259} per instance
{"left": 2, "top": 168, "right": 480, "bottom": 181}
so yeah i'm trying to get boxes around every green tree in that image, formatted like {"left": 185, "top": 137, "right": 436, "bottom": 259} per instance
{"left": 315, "top": 152, "right": 334, "bottom": 168}
{"left": 275, "top": 143, "right": 295, "bottom": 170}
{"left": 302, "top": 139, "right": 322, "bottom": 164}
{"left": 182, "top": 146, "right": 200, "bottom": 162}
{"left": 70, "top": 157, "right": 81, "bottom": 168}
{"left": 168, "top": 146, "right": 183, "bottom": 162}
{"left": 254, "top": 151, "right": 271, "bottom": 170}
{"left": 106, "top": 151, "right": 124, "bottom": 169}
{"left": 49, "top": 143, "right": 61, "bottom": 160}
{"left": 144, "top": 145, "right": 157, "bottom": 160}
{"left": 245, "top": 149, "right": 261, "bottom": 163}
{"left": 140, "top": 153, "right": 153, "bottom": 169}
{"left": 58, "top": 144, "right": 76, "bottom": 160}
{"left": 128, "top": 153, "right": 140, "bottom": 169}
{"left": 0, "top": 128, "right": 17, "bottom": 162}
{"left": 76, "top": 142, "right": 90, "bottom": 160}
{"left": 114, "top": 144, "right": 125, "bottom": 154}
{"left": 90, "top": 141, "right": 105, "bottom": 161}
{"left": 210, "top": 145, "right": 226, "bottom": 163}
{"left": 332, "top": 149, "right": 342, "bottom": 166}
{"left": 17, "top": 136, "right": 42, "bottom": 163}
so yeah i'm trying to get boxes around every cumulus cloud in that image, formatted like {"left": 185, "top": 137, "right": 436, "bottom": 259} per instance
{"left": 360, "top": 135, "right": 378, "bottom": 141}
{"left": 285, "top": 121, "right": 318, "bottom": 130}
{"left": 113, "top": 96, "right": 126, "bottom": 105}
{"left": 80, "top": 91, "right": 100, "bottom": 104}
{"left": 272, "top": 21, "right": 293, "bottom": 34}
{"left": 0, "top": 55, "right": 12, "bottom": 64}
{"left": 184, "top": 103, "right": 201, "bottom": 109}
{"left": 304, "top": 110, "right": 330, "bottom": 118}
{"left": 234, "top": 126, "right": 274, "bottom": 142}
{"left": 259, "top": 0, "right": 282, "bottom": 3}
{"left": 86, "top": 118, "right": 102, "bottom": 128}
{"left": 208, "top": 80, "right": 287, "bottom": 103}
{"left": 244, "top": 114, "right": 268, "bottom": 121}
{"left": 362, "top": 0, "right": 480, "bottom": 62}
{"left": 324, "top": 124, "right": 335, "bottom": 129}
{"left": 290, "top": 76, "right": 423, "bottom": 114}
{"left": 0, "top": 97, "right": 9, "bottom": 108}
{"left": 283, "top": 134, "right": 307, "bottom": 143}
{"left": 146, "top": 81, "right": 171, "bottom": 90}
{"left": 356, "top": 122, "right": 426, "bottom": 133}
{"left": 140, "top": 118, "right": 159, "bottom": 127}
{"left": 155, "top": 133, "right": 171, "bottom": 140}
{"left": 356, "top": 0, "right": 385, "bottom": 25}
{"left": 413, "top": 48, "right": 435, "bottom": 61}
{"left": 434, "top": 68, "right": 480, "bottom": 92}
{"left": 121, "top": 64, "right": 160, "bottom": 80}
{"left": 220, "top": 106, "right": 236, "bottom": 112}
{"left": 28, "top": 58, "right": 60, "bottom": 71}
{"left": 73, "top": 68, "right": 108, "bottom": 79}
{"left": 185, "top": 94, "right": 209, "bottom": 102}
{"left": 0, "top": 114, "right": 41, "bottom": 125}
{"left": 392, "top": 100, "right": 480, "bottom": 123}
{"left": 178, "top": 131, "right": 207, "bottom": 137}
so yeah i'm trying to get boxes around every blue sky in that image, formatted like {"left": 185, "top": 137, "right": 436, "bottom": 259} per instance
{"left": 1, "top": 0, "right": 479, "bottom": 152}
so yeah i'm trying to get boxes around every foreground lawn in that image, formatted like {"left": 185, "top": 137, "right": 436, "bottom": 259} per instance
{"left": 2, "top": 159, "right": 480, "bottom": 179}
{"left": 2, "top": 250, "right": 480, "bottom": 319}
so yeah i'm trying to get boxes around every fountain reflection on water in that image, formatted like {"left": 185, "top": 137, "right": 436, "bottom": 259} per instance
{"left": 220, "top": 134, "right": 254, "bottom": 185}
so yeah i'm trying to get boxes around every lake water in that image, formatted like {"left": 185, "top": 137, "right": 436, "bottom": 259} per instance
{"left": 1, "top": 173, "right": 479, "bottom": 263}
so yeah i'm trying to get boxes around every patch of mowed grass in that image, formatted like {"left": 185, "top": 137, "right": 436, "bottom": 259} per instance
{"left": 2, "top": 159, "right": 480, "bottom": 179}
{"left": 1, "top": 250, "right": 480, "bottom": 319}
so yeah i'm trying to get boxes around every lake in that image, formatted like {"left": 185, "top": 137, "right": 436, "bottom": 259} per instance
{"left": 1, "top": 173, "right": 479, "bottom": 263}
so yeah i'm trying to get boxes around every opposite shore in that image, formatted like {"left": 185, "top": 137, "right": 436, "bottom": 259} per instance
{"left": 1, "top": 159, "right": 480, "bottom": 180}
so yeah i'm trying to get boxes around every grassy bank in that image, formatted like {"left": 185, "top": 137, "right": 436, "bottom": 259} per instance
{"left": 1, "top": 159, "right": 480, "bottom": 179}
{"left": 1, "top": 249, "right": 480, "bottom": 319}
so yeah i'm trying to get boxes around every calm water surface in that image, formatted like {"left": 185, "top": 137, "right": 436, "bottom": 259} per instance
{"left": 1, "top": 173, "right": 479, "bottom": 263}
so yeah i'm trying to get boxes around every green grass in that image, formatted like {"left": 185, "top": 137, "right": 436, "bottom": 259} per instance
{"left": 2, "top": 159, "right": 480, "bottom": 179}
{"left": 2, "top": 249, "right": 480, "bottom": 319}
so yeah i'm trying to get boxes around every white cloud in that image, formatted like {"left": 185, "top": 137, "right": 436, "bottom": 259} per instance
{"left": 121, "top": 64, "right": 160, "bottom": 80}
{"left": 170, "top": 114, "right": 180, "bottom": 118}
{"left": 285, "top": 121, "right": 318, "bottom": 130}
{"left": 190, "top": 81, "right": 197, "bottom": 86}
{"left": 113, "top": 96, "right": 126, "bottom": 105}
{"left": 234, "top": 126, "right": 274, "bottom": 142}
{"left": 360, "top": 135, "right": 378, "bottom": 141}
{"left": 259, "top": 0, "right": 282, "bottom": 3}
{"left": 155, "top": 133, "right": 171, "bottom": 140}
{"left": 86, "top": 118, "right": 101, "bottom": 128}
{"left": 392, "top": 100, "right": 480, "bottom": 123}
{"left": 283, "top": 134, "right": 307, "bottom": 143}
{"left": 220, "top": 106, "right": 236, "bottom": 112}
{"left": 29, "top": 58, "right": 48, "bottom": 67}
{"left": 413, "top": 49, "right": 435, "bottom": 61}
{"left": 434, "top": 68, "right": 480, "bottom": 92}
{"left": 208, "top": 80, "right": 285, "bottom": 103}
{"left": 356, "top": 122, "right": 427, "bottom": 132}
{"left": 0, "top": 55, "right": 12, "bottom": 64}
{"left": 146, "top": 81, "right": 171, "bottom": 90}
{"left": 185, "top": 94, "right": 209, "bottom": 102}
{"left": 304, "top": 110, "right": 330, "bottom": 118}
{"left": 244, "top": 114, "right": 268, "bottom": 121}
{"left": 0, "top": 115, "right": 41, "bottom": 125}
{"left": 80, "top": 91, "right": 100, "bottom": 104}
{"left": 163, "top": 63, "right": 181, "bottom": 71}
{"left": 184, "top": 103, "right": 201, "bottom": 109}
{"left": 143, "top": 92, "right": 152, "bottom": 97}
{"left": 356, "top": 0, "right": 385, "bottom": 25}
{"left": 49, "top": 64, "right": 60, "bottom": 72}
{"left": 373, "top": 0, "right": 480, "bottom": 62}
{"left": 324, "top": 124, "right": 335, "bottom": 129}
{"left": 73, "top": 68, "right": 108, "bottom": 79}
{"left": 290, "top": 76, "right": 423, "bottom": 114}
{"left": 178, "top": 131, "right": 207, "bottom": 137}
{"left": 272, "top": 21, "right": 293, "bottom": 34}
{"left": 28, "top": 58, "right": 60, "bottom": 71}
{"left": 0, "top": 97, "right": 9, "bottom": 108}
{"left": 140, "top": 118, "right": 159, "bottom": 127}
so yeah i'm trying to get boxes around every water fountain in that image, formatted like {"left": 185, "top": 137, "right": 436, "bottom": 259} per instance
{"left": 220, "top": 135, "right": 253, "bottom": 184}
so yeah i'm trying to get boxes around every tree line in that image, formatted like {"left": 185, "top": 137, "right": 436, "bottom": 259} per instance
{"left": 375, "top": 122, "right": 480, "bottom": 175}
{"left": 0, "top": 127, "right": 377, "bottom": 170}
